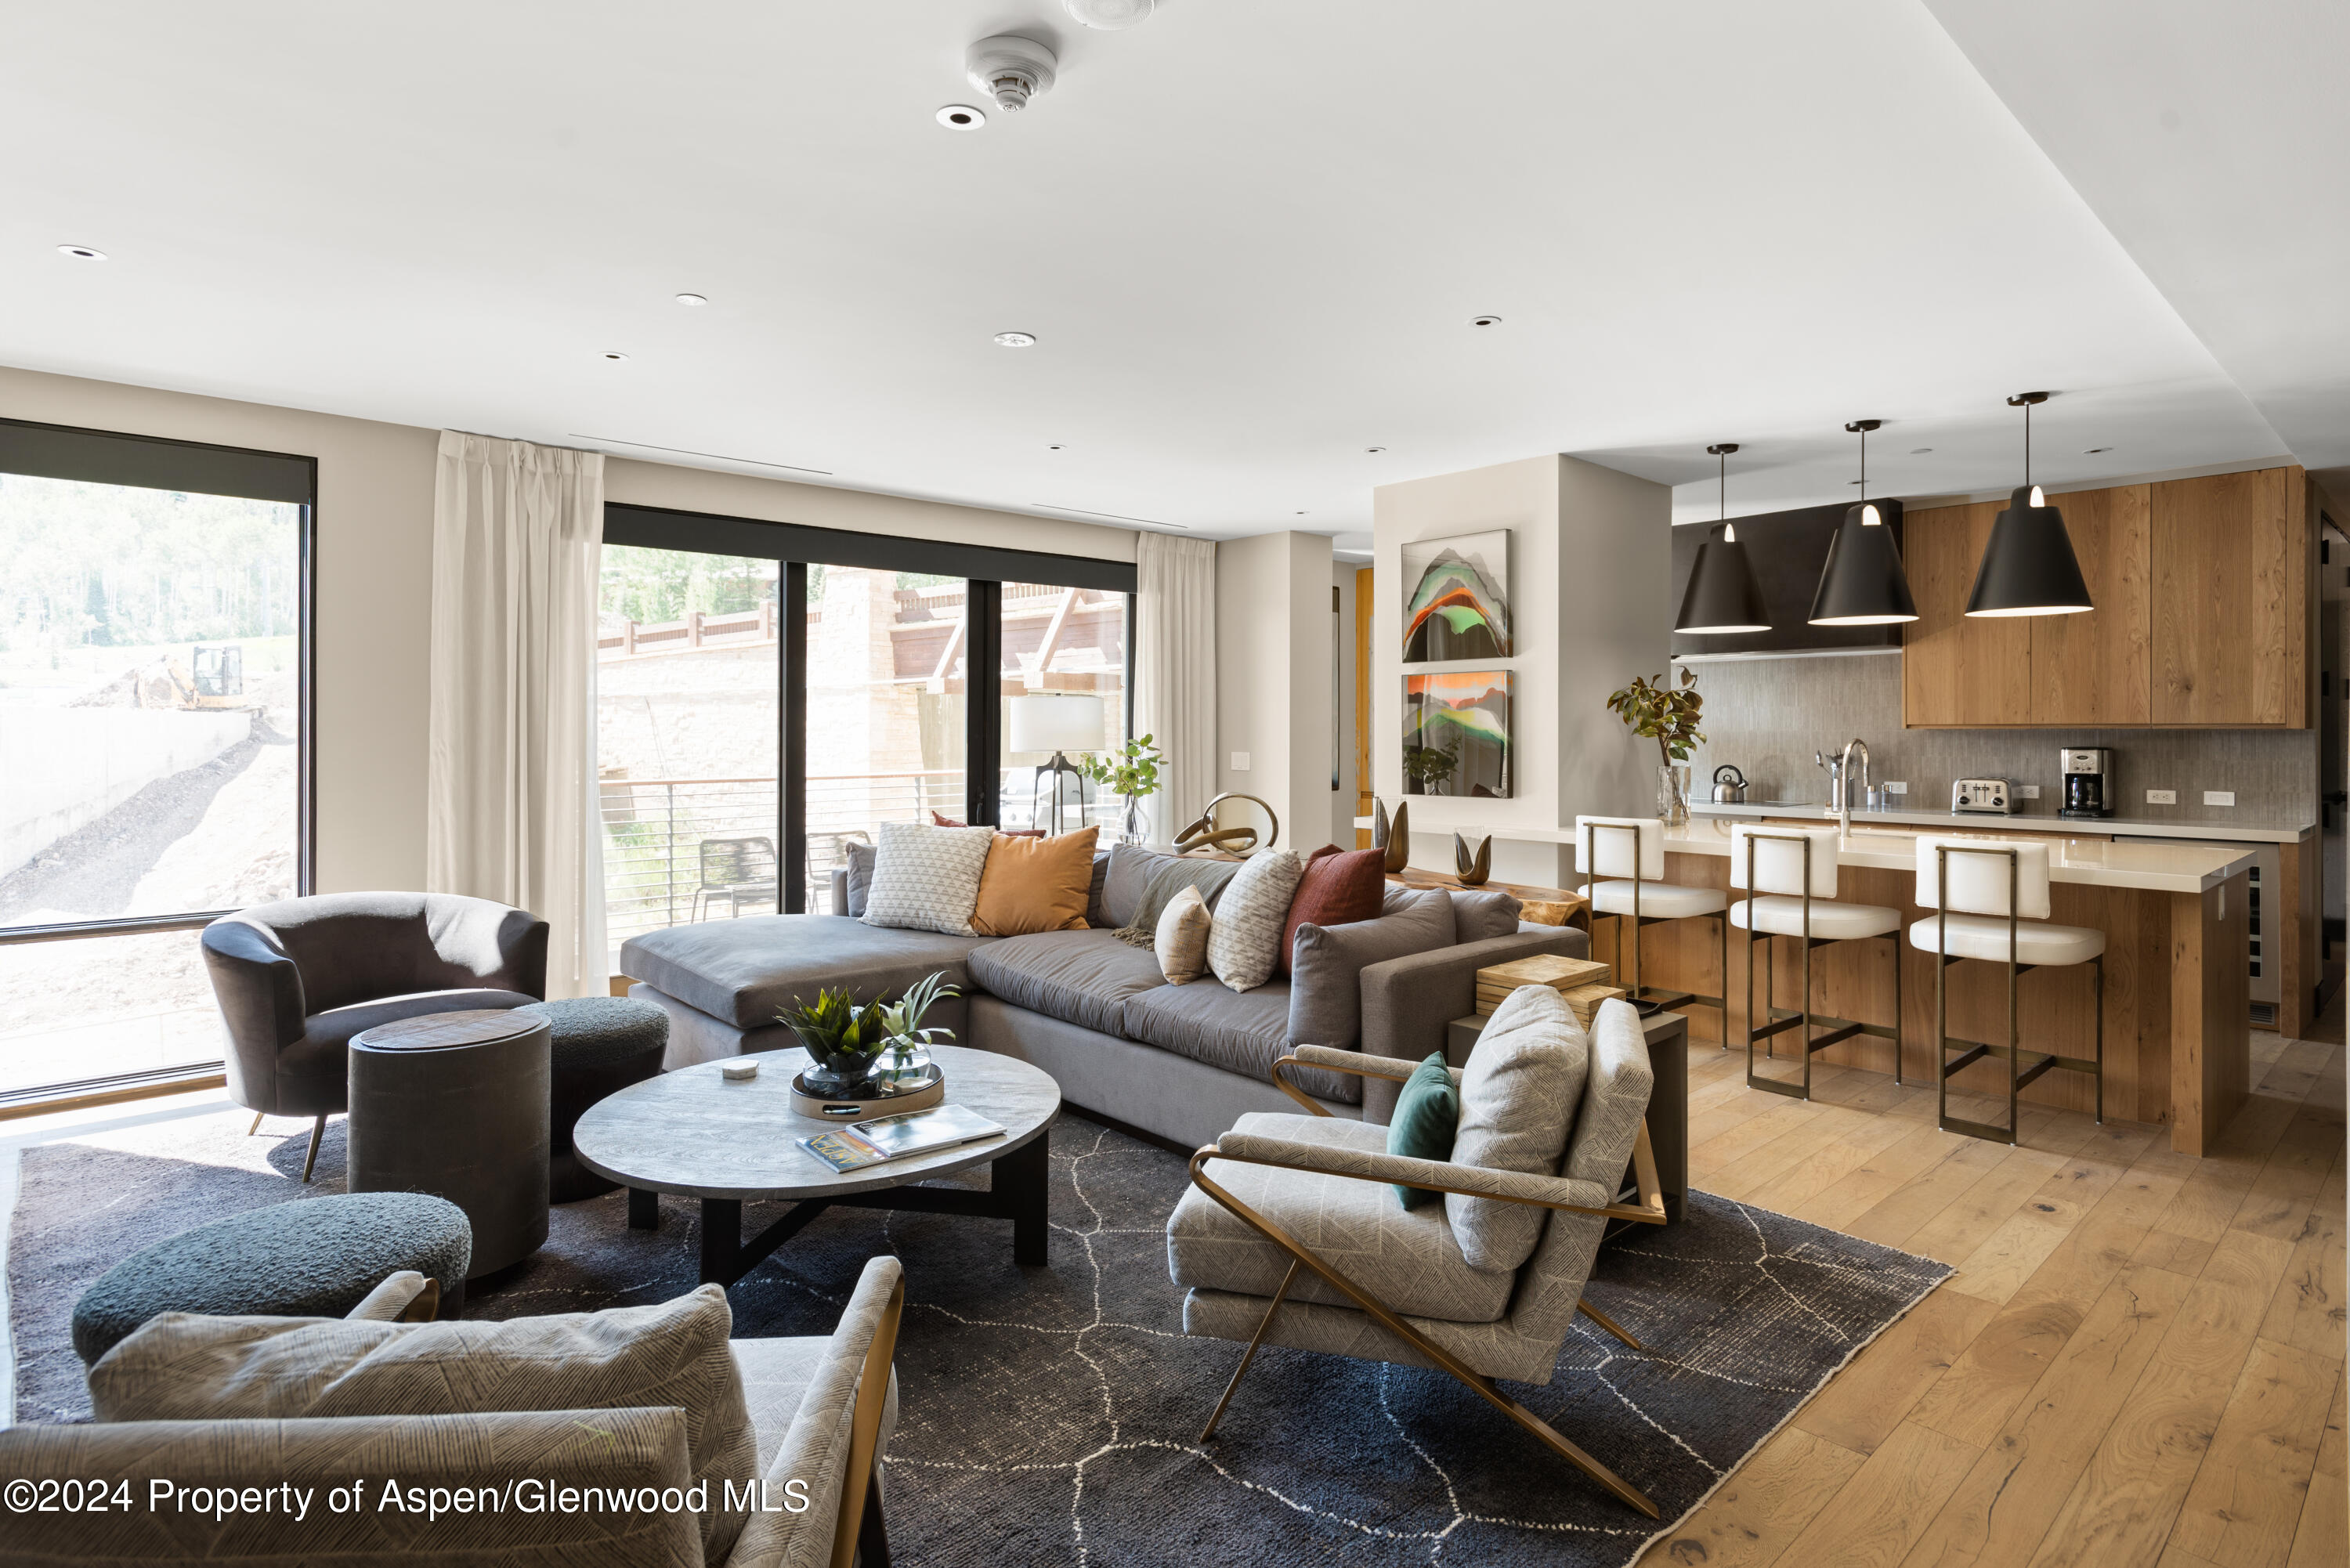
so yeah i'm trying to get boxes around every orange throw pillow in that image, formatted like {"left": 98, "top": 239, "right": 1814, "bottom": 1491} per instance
{"left": 971, "top": 827, "right": 1100, "bottom": 936}
{"left": 1279, "top": 846, "right": 1386, "bottom": 976}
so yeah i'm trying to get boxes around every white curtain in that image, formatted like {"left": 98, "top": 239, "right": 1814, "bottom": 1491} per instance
{"left": 426, "top": 432, "right": 608, "bottom": 999}
{"left": 1133, "top": 532, "right": 1217, "bottom": 842}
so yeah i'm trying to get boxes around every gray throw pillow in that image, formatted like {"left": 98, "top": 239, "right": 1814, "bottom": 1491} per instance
{"left": 1206, "top": 850, "right": 1304, "bottom": 992}
{"left": 1085, "top": 850, "right": 1113, "bottom": 927}
{"left": 1288, "top": 887, "right": 1458, "bottom": 1047}
{"left": 844, "top": 840, "right": 876, "bottom": 918}
{"left": 1101, "top": 842, "right": 1180, "bottom": 929}
{"left": 89, "top": 1284, "right": 757, "bottom": 1562}
{"left": 1450, "top": 887, "right": 1524, "bottom": 943}
{"left": 1446, "top": 985, "right": 1590, "bottom": 1273}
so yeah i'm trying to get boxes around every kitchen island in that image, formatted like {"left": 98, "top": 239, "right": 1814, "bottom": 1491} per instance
{"left": 1616, "top": 818, "right": 2251, "bottom": 1154}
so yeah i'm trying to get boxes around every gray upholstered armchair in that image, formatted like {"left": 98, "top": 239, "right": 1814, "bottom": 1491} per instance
{"left": 201, "top": 892, "right": 548, "bottom": 1180}
{"left": 1167, "top": 990, "right": 1665, "bottom": 1516}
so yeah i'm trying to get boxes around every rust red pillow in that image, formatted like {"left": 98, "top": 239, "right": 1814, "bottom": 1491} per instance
{"left": 1279, "top": 846, "right": 1386, "bottom": 977}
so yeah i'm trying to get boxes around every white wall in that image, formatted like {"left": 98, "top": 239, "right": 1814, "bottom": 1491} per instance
{"left": 1372, "top": 453, "right": 1669, "bottom": 883}
{"left": 1213, "top": 531, "right": 1335, "bottom": 855}
{"left": 0, "top": 364, "right": 1139, "bottom": 895}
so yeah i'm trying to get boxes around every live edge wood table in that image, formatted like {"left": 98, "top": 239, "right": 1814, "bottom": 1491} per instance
{"left": 570, "top": 1043, "right": 1061, "bottom": 1288}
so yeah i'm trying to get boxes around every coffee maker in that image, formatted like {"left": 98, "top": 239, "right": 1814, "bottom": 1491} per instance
{"left": 2059, "top": 747, "right": 2115, "bottom": 819}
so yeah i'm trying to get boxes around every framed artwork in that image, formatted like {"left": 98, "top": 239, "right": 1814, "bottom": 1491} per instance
{"left": 1403, "top": 670, "right": 1512, "bottom": 798}
{"left": 1401, "top": 529, "right": 1511, "bottom": 662}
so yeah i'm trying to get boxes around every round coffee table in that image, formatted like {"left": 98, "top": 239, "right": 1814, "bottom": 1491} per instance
{"left": 570, "top": 1043, "right": 1061, "bottom": 1286}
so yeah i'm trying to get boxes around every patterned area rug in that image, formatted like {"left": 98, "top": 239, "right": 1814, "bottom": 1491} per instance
{"left": 8, "top": 1106, "right": 1950, "bottom": 1566}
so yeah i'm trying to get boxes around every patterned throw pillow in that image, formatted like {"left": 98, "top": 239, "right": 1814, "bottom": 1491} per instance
{"left": 1206, "top": 849, "right": 1304, "bottom": 992}
{"left": 1447, "top": 985, "right": 1590, "bottom": 1272}
{"left": 1154, "top": 883, "right": 1213, "bottom": 984}
{"left": 861, "top": 820, "right": 997, "bottom": 936}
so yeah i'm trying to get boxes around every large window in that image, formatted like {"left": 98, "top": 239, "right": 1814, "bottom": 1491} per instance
{"left": 0, "top": 420, "right": 313, "bottom": 1102}
{"left": 598, "top": 504, "right": 1133, "bottom": 951}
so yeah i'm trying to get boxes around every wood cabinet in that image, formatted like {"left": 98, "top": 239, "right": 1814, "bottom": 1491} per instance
{"left": 1904, "top": 465, "right": 2305, "bottom": 728}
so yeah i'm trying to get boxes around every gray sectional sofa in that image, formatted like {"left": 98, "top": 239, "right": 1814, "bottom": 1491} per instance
{"left": 620, "top": 844, "right": 1587, "bottom": 1149}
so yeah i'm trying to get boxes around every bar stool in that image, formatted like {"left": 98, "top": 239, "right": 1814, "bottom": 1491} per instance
{"left": 1574, "top": 815, "right": 1727, "bottom": 1039}
{"left": 1907, "top": 836, "right": 2105, "bottom": 1145}
{"left": 1728, "top": 824, "right": 1904, "bottom": 1100}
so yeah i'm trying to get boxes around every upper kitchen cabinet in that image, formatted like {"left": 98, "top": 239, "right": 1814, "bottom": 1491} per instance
{"left": 2150, "top": 468, "right": 2305, "bottom": 727}
{"left": 1904, "top": 465, "right": 2307, "bottom": 729}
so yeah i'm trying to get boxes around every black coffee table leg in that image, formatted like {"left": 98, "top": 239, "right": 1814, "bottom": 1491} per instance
{"left": 700, "top": 1198, "right": 742, "bottom": 1285}
{"left": 628, "top": 1187, "right": 660, "bottom": 1230}
{"left": 996, "top": 1127, "right": 1050, "bottom": 1266}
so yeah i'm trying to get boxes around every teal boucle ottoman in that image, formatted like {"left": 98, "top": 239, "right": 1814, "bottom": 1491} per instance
{"left": 70, "top": 1191, "right": 472, "bottom": 1364}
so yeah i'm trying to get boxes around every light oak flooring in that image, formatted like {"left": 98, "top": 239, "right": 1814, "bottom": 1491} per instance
{"left": 1637, "top": 1019, "right": 2347, "bottom": 1568}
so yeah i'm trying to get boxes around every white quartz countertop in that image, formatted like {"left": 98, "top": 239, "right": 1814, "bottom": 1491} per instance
{"left": 1689, "top": 800, "right": 2312, "bottom": 844}
{"left": 1658, "top": 818, "right": 2254, "bottom": 893}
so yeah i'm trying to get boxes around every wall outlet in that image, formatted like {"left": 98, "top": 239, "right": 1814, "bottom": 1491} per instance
{"left": 1884, "top": 781, "right": 1908, "bottom": 795}
{"left": 2146, "top": 789, "right": 2178, "bottom": 805}
{"left": 1229, "top": 751, "right": 1250, "bottom": 771}
{"left": 2016, "top": 783, "right": 2041, "bottom": 800}
{"left": 2204, "top": 790, "right": 2236, "bottom": 807}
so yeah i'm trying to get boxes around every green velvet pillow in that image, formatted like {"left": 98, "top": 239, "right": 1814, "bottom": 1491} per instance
{"left": 1386, "top": 1053, "right": 1459, "bottom": 1210}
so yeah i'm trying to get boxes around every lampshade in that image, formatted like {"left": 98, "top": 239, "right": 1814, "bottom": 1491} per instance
{"left": 1675, "top": 526, "right": 1771, "bottom": 633}
{"left": 1008, "top": 693, "right": 1104, "bottom": 753}
{"left": 1808, "top": 503, "right": 1920, "bottom": 625}
{"left": 1965, "top": 485, "right": 2093, "bottom": 617}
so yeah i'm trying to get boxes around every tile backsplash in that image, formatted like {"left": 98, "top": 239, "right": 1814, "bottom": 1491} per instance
{"left": 1673, "top": 652, "right": 2318, "bottom": 828}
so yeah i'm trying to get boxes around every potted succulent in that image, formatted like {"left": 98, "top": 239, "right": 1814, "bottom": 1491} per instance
{"left": 1079, "top": 734, "right": 1166, "bottom": 844}
{"left": 873, "top": 970, "right": 959, "bottom": 1088}
{"left": 776, "top": 985, "right": 892, "bottom": 1096}
{"left": 1606, "top": 668, "right": 1707, "bottom": 825}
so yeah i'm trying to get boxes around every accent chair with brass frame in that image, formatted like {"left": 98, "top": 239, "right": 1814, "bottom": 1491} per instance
{"left": 1574, "top": 815, "right": 1728, "bottom": 1041}
{"left": 1166, "top": 994, "right": 1668, "bottom": 1518}
{"left": 1907, "top": 836, "right": 2105, "bottom": 1145}
{"left": 1729, "top": 823, "right": 1903, "bottom": 1100}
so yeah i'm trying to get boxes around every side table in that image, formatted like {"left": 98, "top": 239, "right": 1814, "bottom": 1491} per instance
{"left": 1448, "top": 1006, "right": 1688, "bottom": 1224}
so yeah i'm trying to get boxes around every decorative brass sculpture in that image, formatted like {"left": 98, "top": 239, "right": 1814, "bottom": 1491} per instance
{"left": 1173, "top": 792, "right": 1280, "bottom": 855}
{"left": 1454, "top": 832, "right": 1491, "bottom": 886}
{"left": 1371, "top": 798, "right": 1410, "bottom": 873}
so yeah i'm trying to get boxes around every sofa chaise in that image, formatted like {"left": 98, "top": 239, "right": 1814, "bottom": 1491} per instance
{"left": 619, "top": 843, "right": 1587, "bottom": 1149}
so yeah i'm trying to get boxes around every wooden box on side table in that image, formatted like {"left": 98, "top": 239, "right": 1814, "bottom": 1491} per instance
{"left": 1474, "top": 955, "right": 1618, "bottom": 1020}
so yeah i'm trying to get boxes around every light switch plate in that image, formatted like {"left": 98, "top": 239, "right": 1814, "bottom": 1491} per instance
{"left": 1229, "top": 752, "right": 1250, "bottom": 771}
{"left": 2146, "top": 789, "right": 2178, "bottom": 805}
{"left": 2017, "top": 784, "right": 2041, "bottom": 800}
{"left": 2204, "top": 790, "right": 2236, "bottom": 807}
{"left": 1885, "top": 781, "right": 1908, "bottom": 795}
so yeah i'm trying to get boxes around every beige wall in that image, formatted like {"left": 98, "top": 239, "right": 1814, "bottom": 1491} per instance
{"left": 0, "top": 364, "right": 1137, "bottom": 894}
{"left": 1213, "top": 531, "right": 1336, "bottom": 855}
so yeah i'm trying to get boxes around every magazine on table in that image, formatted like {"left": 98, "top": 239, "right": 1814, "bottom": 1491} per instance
{"left": 798, "top": 1104, "right": 1007, "bottom": 1173}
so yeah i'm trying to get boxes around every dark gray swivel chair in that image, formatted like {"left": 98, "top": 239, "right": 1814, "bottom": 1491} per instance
{"left": 201, "top": 893, "right": 549, "bottom": 1181}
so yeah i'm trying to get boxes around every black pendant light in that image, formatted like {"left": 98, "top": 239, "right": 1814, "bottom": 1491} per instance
{"left": 1810, "top": 418, "right": 1918, "bottom": 625}
{"left": 1674, "top": 443, "right": 1771, "bottom": 634}
{"left": 1966, "top": 391, "right": 2093, "bottom": 617}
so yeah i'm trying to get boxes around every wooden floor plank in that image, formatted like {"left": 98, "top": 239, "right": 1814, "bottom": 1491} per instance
{"left": 2170, "top": 1337, "right": 2342, "bottom": 1568}
{"left": 1942, "top": 1141, "right": 2149, "bottom": 1306}
{"left": 1775, "top": 1420, "right": 1981, "bottom": 1568}
{"left": 2282, "top": 1373, "right": 2346, "bottom": 1568}
{"left": 1837, "top": 1136, "right": 2015, "bottom": 1248}
{"left": 1902, "top": 1149, "right": 2085, "bottom": 1270}
{"left": 1790, "top": 1288, "right": 2001, "bottom": 1456}
{"left": 1900, "top": 1265, "right": 2194, "bottom": 1568}
{"left": 1632, "top": 1424, "right": 1867, "bottom": 1568}
{"left": 2258, "top": 1152, "right": 2346, "bottom": 1359}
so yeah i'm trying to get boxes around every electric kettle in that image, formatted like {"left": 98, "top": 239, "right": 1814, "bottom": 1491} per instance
{"left": 1711, "top": 764, "right": 1748, "bottom": 804}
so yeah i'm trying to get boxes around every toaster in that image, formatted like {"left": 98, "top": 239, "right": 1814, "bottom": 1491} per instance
{"left": 1950, "top": 777, "right": 2016, "bottom": 815}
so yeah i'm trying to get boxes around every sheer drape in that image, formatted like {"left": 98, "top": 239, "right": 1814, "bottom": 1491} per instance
{"left": 1133, "top": 533, "right": 1217, "bottom": 843}
{"left": 425, "top": 432, "right": 607, "bottom": 997}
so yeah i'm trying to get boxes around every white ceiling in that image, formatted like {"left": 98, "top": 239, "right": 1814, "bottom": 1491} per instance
{"left": 0, "top": 2, "right": 2326, "bottom": 543}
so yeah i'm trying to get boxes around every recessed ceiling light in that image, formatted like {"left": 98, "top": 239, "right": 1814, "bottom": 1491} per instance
{"left": 674, "top": 293, "right": 708, "bottom": 307}
{"left": 2084, "top": 446, "right": 2111, "bottom": 454}
{"left": 1910, "top": 446, "right": 1933, "bottom": 454}
{"left": 602, "top": 352, "right": 630, "bottom": 362}
{"left": 1295, "top": 510, "right": 1308, "bottom": 515}
{"left": 993, "top": 331, "right": 1037, "bottom": 348}
{"left": 937, "top": 104, "right": 986, "bottom": 130}
{"left": 1470, "top": 315, "right": 1502, "bottom": 327}
{"left": 56, "top": 244, "right": 106, "bottom": 261}
{"left": 1365, "top": 446, "right": 1386, "bottom": 453}
{"left": 1046, "top": 443, "right": 1065, "bottom": 450}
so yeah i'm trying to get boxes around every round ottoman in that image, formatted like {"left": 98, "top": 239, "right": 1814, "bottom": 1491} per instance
{"left": 349, "top": 1009, "right": 550, "bottom": 1279}
{"left": 518, "top": 996, "right": 670, "bottom": 1202}
{"left": 70, "top": 1191, "right": 470, "bottom": 1364}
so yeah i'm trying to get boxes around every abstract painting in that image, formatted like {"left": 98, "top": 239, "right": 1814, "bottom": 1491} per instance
{"left": 1403, "top": 670, "right": 1512, "bottom": 798}
{"left": 1402, "top": 529, "right": 1511, "bottom": 662}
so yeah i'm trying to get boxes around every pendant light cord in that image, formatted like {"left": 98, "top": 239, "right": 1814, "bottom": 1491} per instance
{"left": 1719, "top": 448, "right": 1726, "bottom": 524}
{"left": 1858, "top": 425, "right": 1867, "bottom": 503}
{"left": 2023, "top": 399, "right": 2032, "bottom": 485}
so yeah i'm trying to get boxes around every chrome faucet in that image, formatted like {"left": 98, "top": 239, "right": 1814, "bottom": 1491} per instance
{"left": 1838, "top": 737, "right": 1871, "bottom": 837}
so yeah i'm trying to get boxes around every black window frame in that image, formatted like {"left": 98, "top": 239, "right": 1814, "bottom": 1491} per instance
{"left": 0, "top": 417, "right": 318, "bottom": 948}
{"left": 602, "top": 502, "right": 1138, "bottom": 912}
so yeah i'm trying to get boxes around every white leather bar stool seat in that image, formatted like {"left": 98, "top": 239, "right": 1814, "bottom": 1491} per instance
{"left": 1734, "top": 895, "right": 1901, "bottom": 941}
{"left": 1588, "top": 880, "right": 1727, "bottom": 919}
{"left": 1908, "top": 914, "right": 2105, "bottom": 966}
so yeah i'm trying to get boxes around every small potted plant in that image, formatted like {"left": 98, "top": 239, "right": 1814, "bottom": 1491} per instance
{"left": 1606, "top": 668, "right": 1707, "bottom": 825}
{"left": 873, "top": 971, "right": 959, "bottom": 1088}
{"left": 1079, "top": 734, "right": 1166, "bottom": 845}
{"left": 776, "top": 985, "right": 892, "bottom": 1097}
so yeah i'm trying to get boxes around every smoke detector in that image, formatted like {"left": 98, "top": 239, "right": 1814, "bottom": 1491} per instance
{"left": 1063, "top": 0, "right": 1154, "bottom": 27}
{"left": 966, "top": 34, "right": 1058, "bottom": 113}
